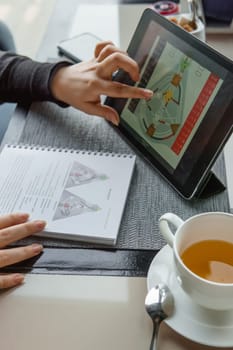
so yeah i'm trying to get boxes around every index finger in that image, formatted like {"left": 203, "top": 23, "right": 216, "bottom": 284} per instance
{"left": 98, "top": 52, "right": 140, "bottom": 82}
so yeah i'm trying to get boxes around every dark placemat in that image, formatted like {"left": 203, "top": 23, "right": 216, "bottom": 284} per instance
{"left": 16, "top": 101, "right": 229, "bottom": 250}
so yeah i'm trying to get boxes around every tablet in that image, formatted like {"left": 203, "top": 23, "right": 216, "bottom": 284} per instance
{"left": 105, "top": 8, "right": 233, "bottom": 200}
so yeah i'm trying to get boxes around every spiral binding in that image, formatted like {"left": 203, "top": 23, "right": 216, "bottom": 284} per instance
{"left": 6, "top": 143, "right": 134, "bottom": 158}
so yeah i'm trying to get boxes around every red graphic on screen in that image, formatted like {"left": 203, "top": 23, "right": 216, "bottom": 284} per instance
{"left": 171, "top": 73, "right": 219, "bottom": 155}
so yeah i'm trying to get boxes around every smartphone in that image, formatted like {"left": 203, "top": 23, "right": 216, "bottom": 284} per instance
{"left": 57, "top": 32, "right": 102, "bottom": 63}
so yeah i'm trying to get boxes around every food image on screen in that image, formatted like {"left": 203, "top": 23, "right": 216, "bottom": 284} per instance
{"left": 121, "top": 40, "right": 223, "bottom": 170}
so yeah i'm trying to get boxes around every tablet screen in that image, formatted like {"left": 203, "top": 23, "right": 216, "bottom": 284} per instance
{"left": 106, "top": 9, "right": 233, "bottom": 199}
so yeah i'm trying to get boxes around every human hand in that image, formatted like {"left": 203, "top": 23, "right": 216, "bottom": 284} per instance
{"left": 51, "top": 41, "right": 153, "bottom": 125}
{"left": 0, "top": 213, "right": 45, "bottom": 289}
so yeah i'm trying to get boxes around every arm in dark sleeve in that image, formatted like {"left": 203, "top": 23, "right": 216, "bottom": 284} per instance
{"left": 0, "top": 51, "right": 71, "bottom": 105}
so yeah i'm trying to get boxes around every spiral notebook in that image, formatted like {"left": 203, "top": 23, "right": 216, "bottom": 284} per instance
{"left": 0, "top": 144, "right": 136, "bottom": 245}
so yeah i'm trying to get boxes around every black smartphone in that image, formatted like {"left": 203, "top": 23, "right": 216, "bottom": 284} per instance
{"left": 57, "top": 32, "right": 102, "bottom": 63}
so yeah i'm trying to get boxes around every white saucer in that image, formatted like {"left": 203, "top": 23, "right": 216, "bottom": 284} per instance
{"left": 147, "top": 245, "right": 233, "bottom": 348}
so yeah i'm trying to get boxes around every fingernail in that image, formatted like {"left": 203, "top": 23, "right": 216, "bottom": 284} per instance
{"left": 34, "top": 220, "right": 46, "bottom": 230}
{"left": 112, "top": 117, "right": 119, "bottom": 126}
{"left": 18, "top": 213, "right": 29, "bottom": 222}
{"left": 13, "top": 274, "right": 24, "bottom": 284}
{"left": 143, "top": 89, "right": 153, "bottom": 99}
{"left": 106, "top": 115, "right": 119, "bottom": 126}
{"left": 31, "top": 243, "right": 43, "bottom": 254}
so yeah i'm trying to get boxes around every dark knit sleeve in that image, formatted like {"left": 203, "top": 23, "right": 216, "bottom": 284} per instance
{"left": 0, "top": 51, "right": 71, "bottom": 105}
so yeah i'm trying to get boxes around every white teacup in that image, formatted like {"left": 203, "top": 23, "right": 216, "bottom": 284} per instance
{"left": 159, "top": 212, "right": 233, "bottom": 310}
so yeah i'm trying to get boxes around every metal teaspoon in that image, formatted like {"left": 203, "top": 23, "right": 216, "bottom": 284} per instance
{"left": 145, "top": 283, "right": 174, "bottom": 350}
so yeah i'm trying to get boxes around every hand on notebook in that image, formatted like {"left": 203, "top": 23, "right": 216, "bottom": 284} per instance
{"left": 51, "top": 41, "right": 153, "bottom": 126}
{"left": 0, "top": 213, "right": 45, "bottom": 289}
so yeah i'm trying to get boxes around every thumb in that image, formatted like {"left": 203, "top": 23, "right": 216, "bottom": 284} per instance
{"left": 85, "top": 103, "right": 120, "bottom": 125}
{"left": 98, "top": 105, "right": 120, "bottom": 125}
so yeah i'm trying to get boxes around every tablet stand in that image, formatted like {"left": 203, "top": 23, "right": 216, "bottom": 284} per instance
{"left": 194, "top": 171, "right": 226, "bottom": 199}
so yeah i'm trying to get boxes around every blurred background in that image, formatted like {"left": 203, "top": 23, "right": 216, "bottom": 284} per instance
{"left": 0, "top": 0, "right": 232, "bottom": 58}
{"left": 0, "top": 0, "right": 56, "bottom": 57}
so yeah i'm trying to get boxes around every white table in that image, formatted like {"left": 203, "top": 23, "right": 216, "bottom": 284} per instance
{"left": 1, "top": 273, "right": 231, "bottom": 350}
{"left": 0, "top": 274, "right": 151, "bottom": 350}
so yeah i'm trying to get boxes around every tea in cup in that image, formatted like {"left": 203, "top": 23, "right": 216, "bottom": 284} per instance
{"left": 159, "top": 212, "right": 233, "bottom": 310}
